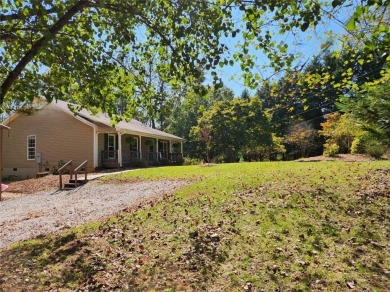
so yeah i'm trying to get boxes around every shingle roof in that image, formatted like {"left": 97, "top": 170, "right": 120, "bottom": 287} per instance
{"left": 52, "top": 100, "right": 185, "bottom": 141}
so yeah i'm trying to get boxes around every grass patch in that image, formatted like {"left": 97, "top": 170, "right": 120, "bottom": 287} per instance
{"left": 0, "top": 161, "right": 389, "bottom": 291}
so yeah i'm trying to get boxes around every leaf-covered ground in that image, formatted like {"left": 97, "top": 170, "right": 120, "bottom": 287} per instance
{"left": 0, "top": 161, "right": 389, "bottom": 291}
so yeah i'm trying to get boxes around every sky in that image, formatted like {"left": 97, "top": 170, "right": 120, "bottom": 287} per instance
{"left": 206, "top": 4, "right": 356, "bottom": 97}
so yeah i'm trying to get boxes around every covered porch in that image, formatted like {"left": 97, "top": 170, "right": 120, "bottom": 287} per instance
{"left": 98, "top": 133, "right": 184, "bottom": 168}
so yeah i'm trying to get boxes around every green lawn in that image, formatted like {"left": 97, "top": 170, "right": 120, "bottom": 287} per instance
{"left": 1, "top": 161, "right": 389, "bottom": 291}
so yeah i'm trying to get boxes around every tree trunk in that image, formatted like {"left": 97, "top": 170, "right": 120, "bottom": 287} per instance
{"left": 0, "top": 1, "right": 90, "bottom": 105}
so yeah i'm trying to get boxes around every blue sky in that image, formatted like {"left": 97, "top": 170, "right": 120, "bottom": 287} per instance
{"left": 206, "top": 5, "right": 356, "bottom": 97}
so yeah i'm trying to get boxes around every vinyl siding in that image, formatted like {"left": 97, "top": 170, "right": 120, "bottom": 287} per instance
{"left": 2, "top": 103, "right": 94, "bottom": 178}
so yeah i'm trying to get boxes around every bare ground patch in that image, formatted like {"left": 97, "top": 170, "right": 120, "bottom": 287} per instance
{"left": 296, "top": 154, "right": 381, "bottom": 162}
{"left": 0, "top": 179, "right": 189, "bottom": 249}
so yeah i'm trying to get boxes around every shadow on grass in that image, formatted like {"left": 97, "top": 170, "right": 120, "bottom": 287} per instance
{"left": 0, "top": 231, "right": 98, "bottom": 290}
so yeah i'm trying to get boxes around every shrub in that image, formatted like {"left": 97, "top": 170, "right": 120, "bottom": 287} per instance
{"left": 211, "top": 154, "right": 226, "bottom": 164}
{"left": 183, "top": 157, "right": 202, "bottom": 165}
{"left": 131, "top": 159, "right": 148, "bottom": 168}
{"left": 324, "top": 143, "right": 339, "bottom": 157}
{"left": 159, "top": 158, "right": 172, "bottom": 166}
{"left": 351, "top": 138, "right": 365, "bottom": 154}
{"left": 365, "top": 141, "right": 386, "bottom": 158}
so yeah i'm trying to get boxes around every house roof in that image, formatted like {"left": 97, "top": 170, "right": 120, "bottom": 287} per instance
{"left": 1, "top": 99, "right": 185, "bottom": 142}
{"left": 52, "top": 100, "right": 186, "bottom": 142}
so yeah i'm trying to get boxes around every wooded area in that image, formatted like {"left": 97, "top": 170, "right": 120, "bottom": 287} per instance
{"left": 1, "top": 0, "right": 389, "bottom": 160}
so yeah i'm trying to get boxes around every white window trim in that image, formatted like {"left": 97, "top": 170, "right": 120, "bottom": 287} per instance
{"left": 27, "top": 135, "right": 36, "bottom": 160}
{"left": 108, "top": 134, "right": 116, "bottom": 159}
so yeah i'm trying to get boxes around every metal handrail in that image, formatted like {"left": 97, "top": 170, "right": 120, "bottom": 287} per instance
{"left": 74, "top": 160, "right": 88, "bottom": 188}
{"left": 59, "top": 160, "right": 73, "bottom": 190}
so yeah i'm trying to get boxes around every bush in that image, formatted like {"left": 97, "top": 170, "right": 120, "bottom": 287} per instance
{"left": 211, "top": 154, "right": 226, "bottom": 164}
{"left": 324, "top": 143, "right": 339, "bottom": 157}
{"left": 183, "top": 157, "right": 202, "bottom": 165}
{"left": 51, "top": 160, "right": 66, "bottom": 175}
{"left": 131, "top": 159, "right": 148, "bottom": 168}
{"left": 365, "top": 141, "right": 386, "bottom": 158}
{"left": 351, "top": 138, "right": 365, "bottom": 154}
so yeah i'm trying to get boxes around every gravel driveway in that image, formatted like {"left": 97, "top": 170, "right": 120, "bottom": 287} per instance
{"left": 0, "top": 179, "right": 188, "bottom": 249}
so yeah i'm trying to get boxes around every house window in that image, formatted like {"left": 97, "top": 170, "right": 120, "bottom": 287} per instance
{"left": 129, "top": 137, "right": 138, "bottom": 152}
{"left": 27, "top": 135, "right": 36, "bottom": 160}
{"left": 107, "top": 134, "right": 116, "bottom": 159}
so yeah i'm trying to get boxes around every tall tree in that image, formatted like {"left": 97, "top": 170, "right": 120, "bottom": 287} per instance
{"left": 191, "top": 96, "right": 272, "bottom": 162}
{"left": 2, "top": 0, "right": 384, "bottom": 117}
{"left": 285, "top": 123, "right": 319, "bottom": 158}
{"left": 338, "top": 68, "right": 390, "bottom": 144}
{"left": 240, "top": 89, "right": 250, "bottom": 100}
{"left": 319, "top": 112, "right": 366, "bottom": 154}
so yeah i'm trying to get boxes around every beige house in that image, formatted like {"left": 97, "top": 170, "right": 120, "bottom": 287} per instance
{"left": 1, "top": 100, "right": 185, "bottom": 178}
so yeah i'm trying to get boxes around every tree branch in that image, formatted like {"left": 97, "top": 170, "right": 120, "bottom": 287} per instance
{"left": 0, "top": 7, "right": 57, "bottom": 21}
{"left": 93, "top": 3, "right": 177, "bottom": 56}
{"left": 0, "top": 0, "right": 91, "bottom": 105}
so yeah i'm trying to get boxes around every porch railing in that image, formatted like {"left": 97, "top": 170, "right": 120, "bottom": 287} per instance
{"left": 59, "top": 160, "right": 73, "bottom": 190}
{"left": 100, "top": 150, "right": 183, "bottom": 166}
{"left": 101, "top": 150, "right": 118, "bottom": 162}
{"left": 168, "top": 153, "right": 183, "bottom": 163}
{"left": 122, "top": 150, "right": 140, "bottom": 163}
{"left": 74, "top": 160, "right": 88, "bottom": 188}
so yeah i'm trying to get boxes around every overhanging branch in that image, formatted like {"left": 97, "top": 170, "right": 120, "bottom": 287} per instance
{"left": 0, "top": 0, "right": 91, "bottom": 105}
{"left": 0, "top": 7, "right": 57, "bottom": 21}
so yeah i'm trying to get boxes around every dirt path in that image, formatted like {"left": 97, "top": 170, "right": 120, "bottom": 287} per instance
{"left": 0, "top": 179, "right": 188, "bottom": 249}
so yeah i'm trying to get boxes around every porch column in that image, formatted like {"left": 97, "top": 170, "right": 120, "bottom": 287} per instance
{"left": 169, "top": 140, "right": 173, "bottom": 160}
{"left": 139, "top": 135, "right": 142, "bottom": 159}
{"left": 118, "top": 133, "right": 122, "bottom": 167}
{"left": 156, "top": 138, "right": 159, "bottom": 162}
{"left": 93, "top": 131, "right": 99, "bottom": 168}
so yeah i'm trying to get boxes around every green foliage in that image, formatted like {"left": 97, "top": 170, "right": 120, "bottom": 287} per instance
{"left": 166, "top": 87, "right": 233, "bottom": 158}
{"left": 350, "top": 138, "right": 364, "bottom": 154}
{"left": 129, "top": 158, "right": 149, "bottom": 168}
{"left": 1, "top": 0, "right": 386, "bottom": 117}
{"left": 319, "top": 110, "right": 388, "bottom": 158}
{"left": 365, "top": 140, "right": 387, "bottom": 158}
{"left": 125, "top": 136, "right": 136, "bottom": 145}
{"left": 285, "top": 123, "right": 319, "bottom": 158}
{"left": 338, "top": 66, "right": 390, "bottom": 145}
{"left": 144, "top": 139, "right": 154, "bottom": 146}
{"left": 183, "top": 157, "right": 202, "bottom": 166}
{"left": 324, "top": 143, "right": 340, "bottom": 157}
{"left": 191, "top": 96, "right": 272, "bottom": 162}
{"left": 319, "top": 113, "right": 363, "bottom": 154}
{"left": 243, "top": 133, "right": 286, "bottom": 162}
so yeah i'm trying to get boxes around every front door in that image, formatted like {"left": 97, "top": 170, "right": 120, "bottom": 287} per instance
{"left": 108, "top": 134, "right": 116, "bottom": 159}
